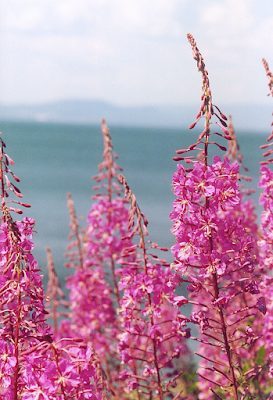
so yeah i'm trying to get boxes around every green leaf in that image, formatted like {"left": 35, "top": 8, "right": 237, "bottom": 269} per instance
{"left": 256, "top": 344, "right": 266, "bottom": 366}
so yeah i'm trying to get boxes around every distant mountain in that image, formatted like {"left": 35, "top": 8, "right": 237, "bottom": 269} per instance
{"left": 0, "top": 99, "right": 271, "bottom": 131}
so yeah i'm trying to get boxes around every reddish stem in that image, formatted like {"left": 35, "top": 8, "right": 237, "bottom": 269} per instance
{"left": 139, "top": 220, "right": 163, "bottom": 400}
{"left": 202, "top": 100, "right": 239, "bottom": 400}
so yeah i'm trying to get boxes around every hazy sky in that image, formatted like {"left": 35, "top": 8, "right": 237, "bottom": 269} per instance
{"left": 0, "top": 0, "right": 272, "bottom": 106}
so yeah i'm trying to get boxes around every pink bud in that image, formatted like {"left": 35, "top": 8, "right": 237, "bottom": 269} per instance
{"left": 12, "top": 174, "right": 20, "bottom": 182}
{"left": 210, "top": 142, "right": 227, "bottom": 151}
{"left": 199, "top": 98, "right": 205, "bottom": 112}
{"left": 9, "top": 207, "right": 23, "bottom": 214}
{"left": 263, "top": 149, "right": 273, "bottom": 157}
{"left": 220, "top": 111, "right": 227, "bottom": 120}
{"left": 173, "top": 156, "right": 185, "bottom": 161}
{"left": 221, "top": 127, "right": 230, "bottom": 136}
{"left": 176, "top": 149, "right": 188, "bottom": 154}
{"left": 240, "top": 175, "right": 253, "bottom": 182}
{"left": 219, "top": 118, "right": 227, "bottom": 127}
{"left": 4, "top": 154, "right": 14, "bottom": 165}
{"left": 21, "top": 203, "right": 31, "bottom": 208}
{"left": 4, "top": 175, "right": 11, "bottom": 187}
{"left": 14, "top": 191, "right": 23, "bottom": 198}
{"left": 7, "top": 200, "right": 31, "bottom": 208}
{"left": 189, "top": 121, "right": 197, "bottom": 129}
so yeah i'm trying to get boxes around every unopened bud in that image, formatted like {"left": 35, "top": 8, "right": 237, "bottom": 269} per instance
{"left": 9, "top": 207, "right": 23, "bottom": 214}
{"left": 21, "top": 203, "right": 31, "bottom": 208}
{"left": 263, "top": 149, "right": 273, "bottom": 157}
{"left": 4, "top": 154, "right": 14, "bottom": 165}
{"left": 14, "top": 191, "right": 23, "bottom": 198}
{"left": 173, "top": 156, "right": 185, "bottom": 161}
{"left": 220, "top": 111, "right": 227, "bottom": 120}
{"left": 12, "top": 174, "right": 20, "bottom": 182}
{"left": 176, "top": 149, "right": 188, "bottom": 154}
{"left": 4, "top": 175, "right": 11, "bottom": 187}
{"left": 189, "top": 121, "right": 197, "bottom": 129}
{"left": 221, "top": 127, "right": 230, "bottom": 136}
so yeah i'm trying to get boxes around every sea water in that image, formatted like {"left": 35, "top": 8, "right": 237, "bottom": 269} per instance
{"left": 0, "top": 120, "right": 266, "bottom": 293}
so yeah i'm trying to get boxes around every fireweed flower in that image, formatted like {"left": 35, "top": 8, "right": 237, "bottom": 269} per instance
{"left": 0, "top": 134, "right": 102, "bottom": 399}
{"left": 170, "top": 34, "right": 265, "bottom": 400}
{"left": 189, "top": 195, "right": 266, "bottom": 399}
{"left": 259, "top": 60, "right": 273, "bottom": 268}
{"left": 118, "top": 174, "right": 191, "bottom": 400}
{"left": 257, "top": 58, "right": 273, "bottom": 386}
{"left": 58, "top": 120, "right": 136, "bottom": 397}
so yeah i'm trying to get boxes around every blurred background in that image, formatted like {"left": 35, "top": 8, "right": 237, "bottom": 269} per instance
{"left": 0, "top": 1, "right": 272, "bottom": 289}
{"left": 0, "top": 0, "right": 273, "bottom": 126}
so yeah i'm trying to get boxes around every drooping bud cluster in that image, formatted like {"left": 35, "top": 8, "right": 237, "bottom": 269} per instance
{"left": 0, "top": 136, "right": 31, "bottom": 218}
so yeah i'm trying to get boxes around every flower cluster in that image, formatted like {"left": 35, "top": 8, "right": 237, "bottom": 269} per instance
{"left": 0, "top": 134, "right": 104, "bottom": 399}
{"left": 118, "top": 174, "right": 191, "bottom": 399}
{"left": 170, "top": 34, "right": 267, "bottom": 400}
{"left": 256, "top": 59, "right": 273, "bottom": 394}
{"left": 4, "top": 34, "right": 273, "bottom": 400}
{"left": 56, "top": 120, "right": 137, "bottom": 397}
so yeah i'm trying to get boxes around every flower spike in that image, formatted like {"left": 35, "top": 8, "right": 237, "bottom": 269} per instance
{"left": 170, "top": 34, "right": 264, "bottom": 400}
{"left": 119, "top": 173, "right": 191, "bottom": 399}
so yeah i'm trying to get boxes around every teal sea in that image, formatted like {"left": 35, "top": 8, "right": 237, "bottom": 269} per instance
{"left": 0, "top": 120, "right": 267, "bottom": 289}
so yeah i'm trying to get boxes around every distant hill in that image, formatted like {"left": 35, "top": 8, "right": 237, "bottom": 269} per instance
{"left": 0, "top": 99, "right": 271, "bottom": 131}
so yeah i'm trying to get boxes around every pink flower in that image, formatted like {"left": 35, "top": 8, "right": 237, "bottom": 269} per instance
{"left": 173, "top": 296, "right": 188, "bottom": 307}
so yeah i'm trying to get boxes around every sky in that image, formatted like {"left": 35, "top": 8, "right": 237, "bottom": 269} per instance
{"left": 0, "top": 0, "right": 273, "bottom": 107}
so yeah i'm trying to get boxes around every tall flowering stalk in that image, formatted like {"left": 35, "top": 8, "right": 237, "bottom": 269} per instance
{"left": 58, "top": 120, "right": 136, "bottom": 398}
{"left": 45, "top": 246, "right": 68, "bottom": 334}
{"left": 118, "top": 174, "right": 191, "bottom": 400}
{"left": 257, "top": 59, "right": 273, "bottom": 392}
{"left": 64, "top": 192, "right": 85, "bottom": 270}
{"left": 170, "top": 34, "right": 265, "bottom": 399}
{"left": 0, "top": 134, "right": 50, "bottom": 397}
{"left": 258, "top": 59, "right": 273, "bottom": 274}
{"left": 85, "top": 118, "right": 132, "bottom": 304}
{"left": 0, "top": 133, "right": 104, "bottom": 399}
